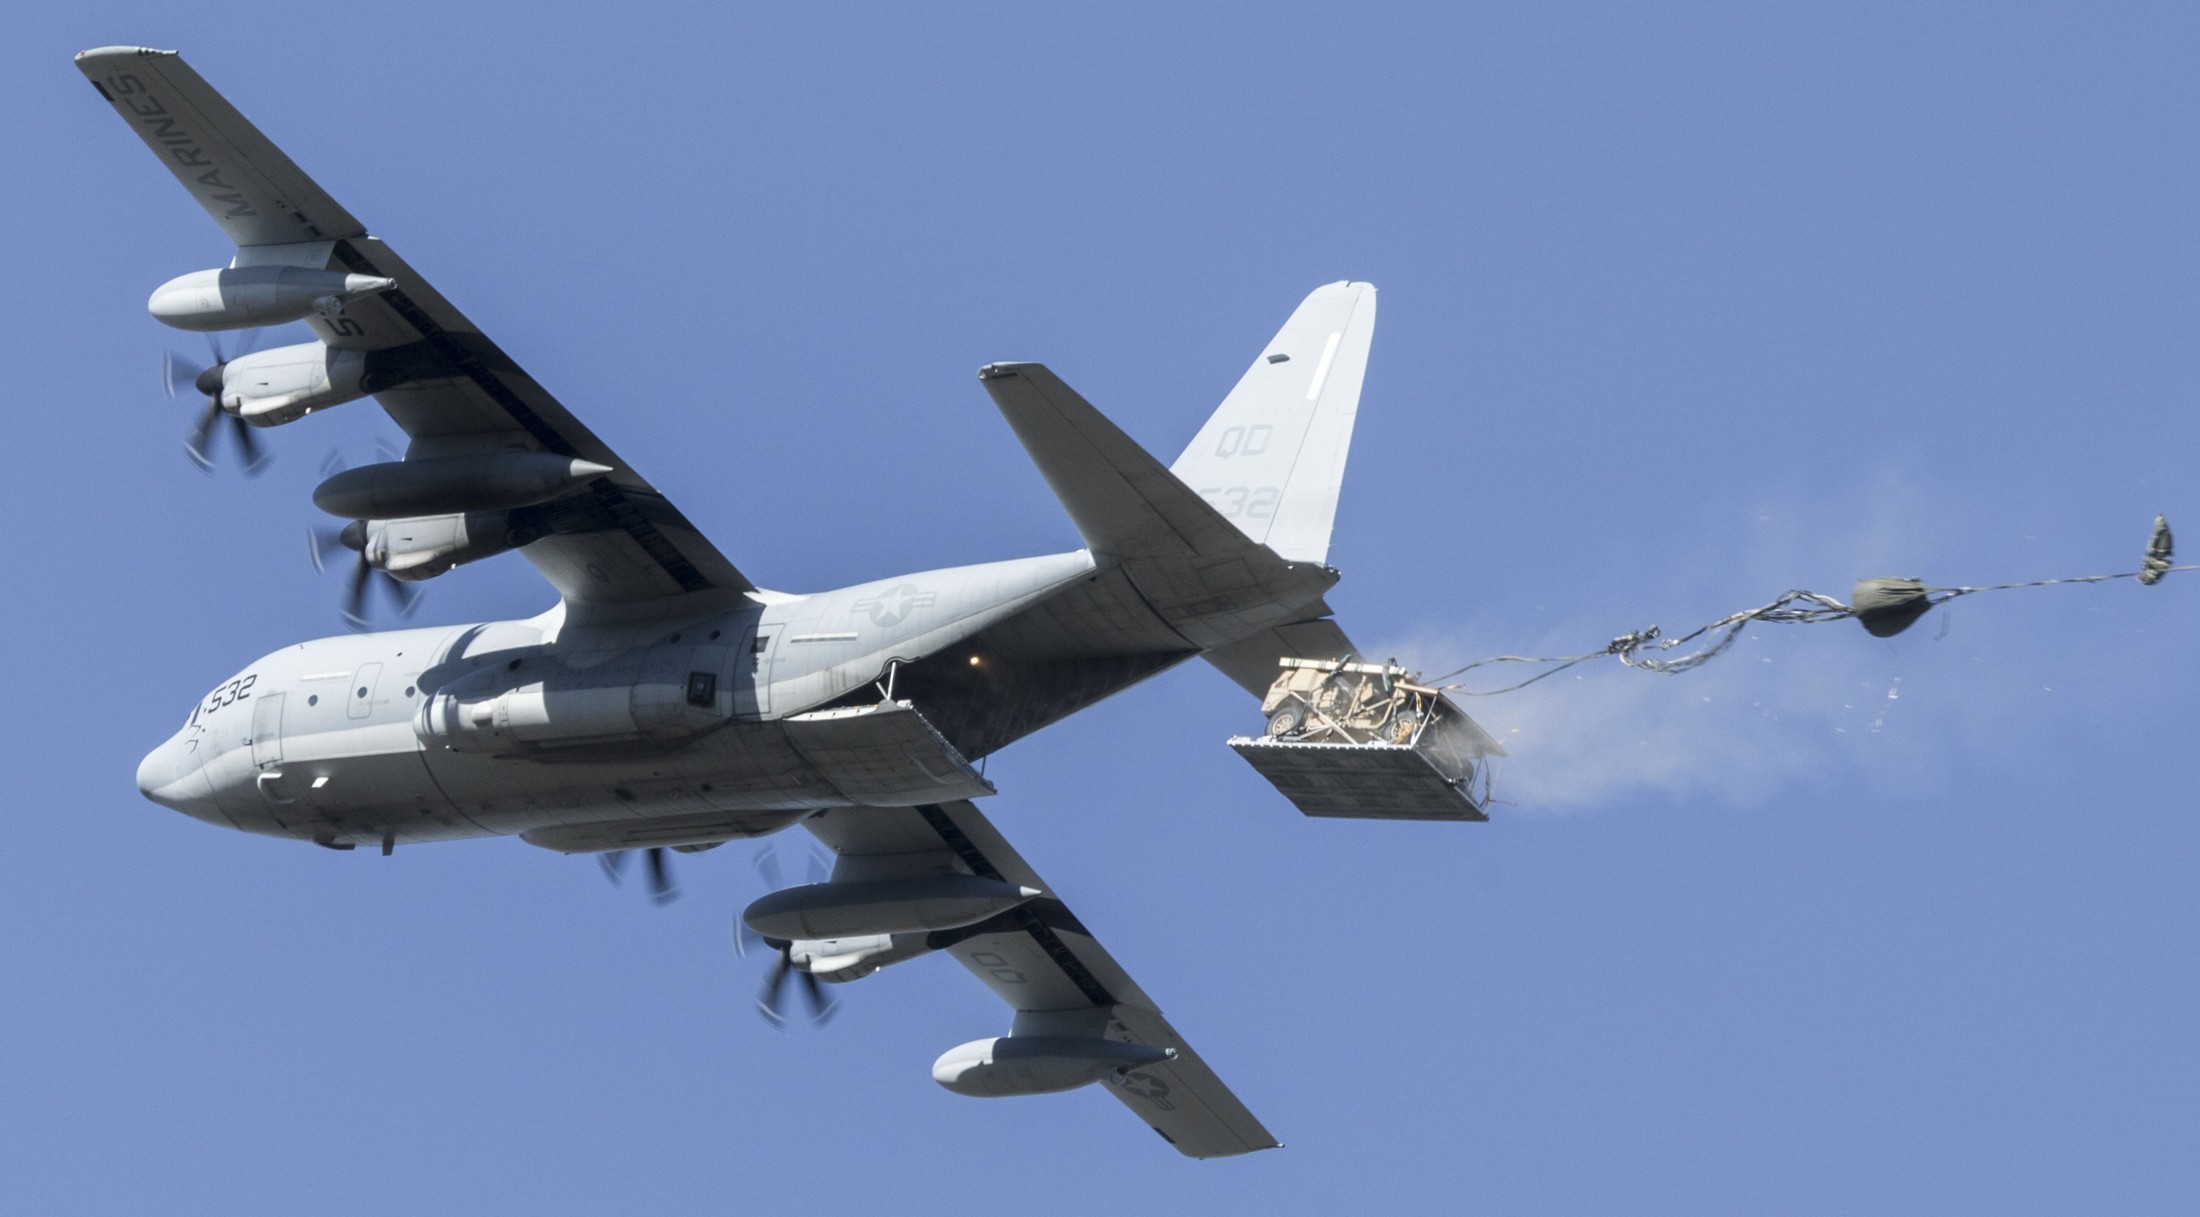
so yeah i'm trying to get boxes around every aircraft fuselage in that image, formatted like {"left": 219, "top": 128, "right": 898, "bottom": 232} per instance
{"left": 135, "top": 548, "right": 1227, "bottom": 851}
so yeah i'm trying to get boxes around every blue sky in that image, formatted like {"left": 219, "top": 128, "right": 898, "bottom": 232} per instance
{"left": 7, "top": 3, "right": 2198, "bottom": 1213}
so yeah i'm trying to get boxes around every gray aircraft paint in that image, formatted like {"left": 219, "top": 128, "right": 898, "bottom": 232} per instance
{"left": 87, "top": 44, "right": 1497, "bottom": 1157}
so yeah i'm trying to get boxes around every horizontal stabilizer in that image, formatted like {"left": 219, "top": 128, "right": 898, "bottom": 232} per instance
{"left": 1204, "top": 616, "right": 1356, "bottom": 697}
{"left": 979, "top": 363, "right": 1252, "bottom": 561}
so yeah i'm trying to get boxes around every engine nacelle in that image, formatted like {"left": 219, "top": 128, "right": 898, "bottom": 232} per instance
{"left": 931, "top": 1037, "right": 1174, "bottom": 1098}
{"left": 744, "top": 875, "right": 1042, "bottom": 942}
{"left": 221, "top": 342, "right": 370, "bottom": 425}
{"left": 149, "top": 266, "right": 394, "bottom": 332}
{"left": 314, "top": 452, "right": 611, "bottom": 519}
{"left": 788, "top": 934, "right": 909, "bottom": 982}
{"left": 415, "top": 643, "right": 731, "bottom": 755}
{"left": 364, "top": 512, "right": 526, "bottom": 580}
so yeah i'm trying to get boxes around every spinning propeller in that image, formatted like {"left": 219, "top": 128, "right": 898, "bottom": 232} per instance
{"left": 162, "top": 332, "right": 268, "bottom": 476}
{"left": 309, "top": 519, "right": 422, "bottom": 630}
{"left": 592, "top": 836, "right": 841, "bottom": 1026}
{"left": 732, "top": 843, "right": 838, "bottom": 1028}
{"left": 308, "top": 445, "right": 422, "bottom": 629}
{"left": 598, "top": 846, "right": 680, "bottom": 906}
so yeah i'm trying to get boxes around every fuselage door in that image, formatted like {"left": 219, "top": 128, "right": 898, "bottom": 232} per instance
{"left": 348, "top": 662, "right": 384, "bottom": 720}
{"left": 734, "top": 627, "right": 770, "bottom": 718}
{"left": 250, "top": 692, "right": 285, "bottom": 769}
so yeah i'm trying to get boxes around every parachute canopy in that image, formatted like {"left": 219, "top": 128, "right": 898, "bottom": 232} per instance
{"left": 1850, "top": 577, "right": 1933, "bottom": 638}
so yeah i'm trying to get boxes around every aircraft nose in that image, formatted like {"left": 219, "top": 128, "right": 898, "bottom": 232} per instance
{"left": 134, "top": 735, "right": 234, "bottom": 829}
{"left": 136, "top": 740, "right": 174, "bottom": 802}
{"left": 135, "top": 735, "right": 211, "bottom": 816}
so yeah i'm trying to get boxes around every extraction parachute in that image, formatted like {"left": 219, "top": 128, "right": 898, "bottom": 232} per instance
{"left": 1428, "top": 514, "right": 2188, "bottom": 696}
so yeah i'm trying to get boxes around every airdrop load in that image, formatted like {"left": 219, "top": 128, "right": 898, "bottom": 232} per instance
{"left": 1229, "top": 658, "right": 1499, "bottom": 823}
{"left": 1258, "top": 657, "right": 1443, "bottom": 746}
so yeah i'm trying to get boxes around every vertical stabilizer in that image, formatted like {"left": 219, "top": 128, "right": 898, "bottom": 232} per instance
{"left": 1170, "top": 282, "right": 1375, "bottom": 565}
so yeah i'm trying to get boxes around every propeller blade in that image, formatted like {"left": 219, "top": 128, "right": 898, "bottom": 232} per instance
{"left": 228, "top": 415, "right": 269, "bottom": 477}
{"left": 596, "top": 847, "right": 676, "bottom": 904}
{"left": 342, "top": 560, "right": 373, "bottom": 629}
{"left": 749, "top": 939, "right": 838, "bottom": 1028}
{"left": 730, "top": 914, "right": 767, "bottom": 961}
{"left": 750, "top": 842, "right": 832, "bottom": 889}
{"left": 307, "top": 526, "right": 349, "bottom": 575}
{"left": 186, "top": 401, "right": 222, "bottom": 474}
{"left": 379, "top": 571, "right": 424, "bottom": 621}
{"left": 167, "top": 329, "right": 274, "bottom": 477}
{"left": 212, "top": 328, "right": 268, "bottom": 362}
{"left": 598, "top": 850, "right": 630, "bottom": 886}
{"left": 321, "top": 437, "right": 401, "bottom": 479}
{"left": 645, "top": 847, "right": 678, "bottom": 905}
{"left": 162, "top": 349, "right": 206, "bottom": 399}
{"left": 311, "top": 521, "right": 420, "bottom": 632}
{"left": 797, "top": 969, "right": 836, "bottom": 1025}
{"left": 739, "top": 843, "right": 841, "bottom": 1028}
{"left": 758, "top": 950, "right": 792, "bottom": 1028}
{"left": 341, "top": 570, "right": 422, "bottom": 632}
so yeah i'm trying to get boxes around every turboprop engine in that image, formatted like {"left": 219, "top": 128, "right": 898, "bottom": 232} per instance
{"left": 217, "top": 341, "right": 371, "bottom": 425}
{"left": 364, "top": 511, "right": 531, "bottom": 581}
{"left": 931, "top": 1037, "right": 1174, "bottom": 1098}
{"left": 783, "top": 934, "right": 936, "bottom": 982}
{"left": 310, "top": 511, "right": 536, "bottom": 626}
{"left": 742, "top": 874, "right": 1043, "bottom": 941}
{"left": 149, "top": 265, "right": 394, "bottom": 331}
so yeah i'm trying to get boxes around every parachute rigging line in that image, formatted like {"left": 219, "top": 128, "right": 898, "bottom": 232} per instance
{"left": 1437, "top": 516, "right": 2192, "bottom": 697}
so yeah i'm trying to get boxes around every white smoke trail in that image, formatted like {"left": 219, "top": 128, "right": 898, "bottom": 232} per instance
{"left": 1381, "top": 621, "right": 1907, "bottom": 813}
{"left": 1368, "top": 471, "right": 2132, "bottom": 814}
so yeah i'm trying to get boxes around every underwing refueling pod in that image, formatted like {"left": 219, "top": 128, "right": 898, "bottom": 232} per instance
{"left": 149, "top": 265, "right": 394, "bottom": 331}
{"left": 313, "top": 453, "right": 614, "bottom": 519}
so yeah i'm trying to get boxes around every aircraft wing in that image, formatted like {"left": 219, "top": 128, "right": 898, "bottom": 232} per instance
{"left": 76, "top": 47, "right": 752, "bottom": 609}
{"left": 801, "top": 801, "right": 1281, "bottom": 1158}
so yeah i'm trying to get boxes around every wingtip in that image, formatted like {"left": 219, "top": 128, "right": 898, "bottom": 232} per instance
{"left": 76, "top": 46, "right": 178, "bottom": 61}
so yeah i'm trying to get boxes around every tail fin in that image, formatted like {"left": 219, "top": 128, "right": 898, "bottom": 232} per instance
{"left": 1170, "top": 282, "right": 1376, "bottom": 565}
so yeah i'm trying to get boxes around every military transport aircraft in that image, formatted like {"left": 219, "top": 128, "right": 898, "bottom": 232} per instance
{"left": 86, "top": 46, "right": 1501, "bottom": 1158}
